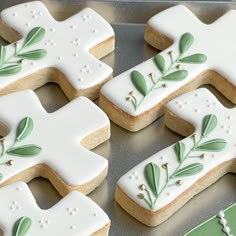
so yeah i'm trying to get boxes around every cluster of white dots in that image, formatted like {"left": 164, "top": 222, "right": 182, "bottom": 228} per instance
{"left": 80, "top": 64, "right": 92, "bottom": 74}
{"left": 128, "top": 171, "right": 140, "bottom": 180}
{"left": 81, "top": 14, "right": 91, "bottom": 22}
{"left": 217, "top": 210, "right": 233, "bottom": 236}
{"left": 221, "top": 124, "right": 232, "bottom": 134}
{"left": 206, "top": 99, "right": 216, "bottom": 108}
{"left": 9, "top": 201, "right": 21, "bottom": 210}
{"left": 31, "top": 10, "right": 42, "bottom": 19}
{"left": 66, "top": 207, "right": 79, "bottom": 216}
{"left": 71, "top": 38, "right": 81, "bottom": 46}
{"left": 38, "top": 219, "right": 51, "bottom": 229}
{"left": 44, "top": 39, "right": 56, "bottom": 47}
{"left": 175, "top": 100, "right": 188, "bottom": 109}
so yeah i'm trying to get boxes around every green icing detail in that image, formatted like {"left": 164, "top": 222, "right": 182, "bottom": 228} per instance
{"left": 138, "top": 114, "right": 226, "bottom": 210}
{"left": 184, "top": 203, "right": 236, "bottom": 236}
{"left": 12, "top": 216, "right": 32, "bottom": 236}
{"left": 131, "top": 70, "right": 148, "bottom": 96}
{"left": 0, "top": 117, "right": 42, "bottom": 180}
{"left": 127, "top": 32, "right": 207, "bottom": 111}
{"left": 0, "top": 27, "right": 47, "bottom": 76}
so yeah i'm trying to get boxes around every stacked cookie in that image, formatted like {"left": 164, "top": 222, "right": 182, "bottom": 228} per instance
{"left": 0, "top": 1, "right": 235, "bottom": 236}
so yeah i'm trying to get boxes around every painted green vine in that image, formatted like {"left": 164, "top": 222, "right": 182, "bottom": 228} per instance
{"left": 0, "top": 117, "right": 42, "bottom": 181}
{"left": 0, "top": 27, "right": 47, "bottom": 76}
{"left": 137, "top": 114, "right": 226, "bottom": 209}
{"left": 12, "top": 216, "right": 32, "bottom": 236}
{"left": 126, "top": 32, "right": 207, "bottom": 110}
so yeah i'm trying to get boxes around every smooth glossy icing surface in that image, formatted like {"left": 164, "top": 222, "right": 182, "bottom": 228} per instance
{"left": 0, "top": 182, "right": 110, "bottom": 236}
{"left": 101, "top": 5, "right": 236, "bottom": 116}
{"left": 0, "top": 1, "right": 114, "bottom": 90}
{"left": 0, "top": 90, "right": 109, "bottom": 186}
{"left": 117, "top": 88, "right": 236, "bottom": 211}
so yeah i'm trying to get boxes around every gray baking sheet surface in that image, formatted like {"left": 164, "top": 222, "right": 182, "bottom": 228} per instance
{"left": 1, "top": 1, "right": 236, "bottom": 236}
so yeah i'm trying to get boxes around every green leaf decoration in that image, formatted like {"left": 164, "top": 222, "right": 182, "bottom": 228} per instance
{"left": 144, "top": 162, "right": 160, "bottom": 197}
{"left": 7, "top": 145, "right": 42, "bottom": 157}
{"left": 174, "top": 142, "right": 186, "bottom": 163}
{"left": 131, "top": 70, "right": 148, "bottom": 96}
{"left": 195, "top": 139, "right": 226, "bottom": 152}
{"left": 201, "top": 114, "right": 217, "bottom": 138}
{"left": 174, "top": 163, "right": 203, "bottom": 177}
{"left": 23, "top": 27, "right": 46, "bottom": 48}
{"left": 0, "top": 46, "right": 6, "bottom": 67}
{"left": 16, "top": 117, "right": 33, "bottom": 142}
{"left": 12, "top": 216, "right": 32, "bottom": 236}
{"left": 0, "top": 64, "right": 22, "bottom": 76}
{"left": 180, "top": 54, "right": 207, "bottom": 64}
{"left": 162, "top": 70, "right": 188, "bottom": 81}
{"left": 154, "top": 54, "right": 165, "bottom": 73}
{"left": 179, "top": 32, "right": 194, "bottom": 54}
{"left": 17, "top": 49, "right": 47, "bottom": 60}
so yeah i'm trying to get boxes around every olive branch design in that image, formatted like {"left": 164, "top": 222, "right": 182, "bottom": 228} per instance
{"left": 126, "top": 32, "right": 207, "bottom": 110}
{"left": 0, "top": 26, "right": 47, "bottom": 76}
{"left": 137, "top": 114, "right": 226, "bottom": 209}
{"left": 0, "top": 117, "right": 42, "bottom": 181}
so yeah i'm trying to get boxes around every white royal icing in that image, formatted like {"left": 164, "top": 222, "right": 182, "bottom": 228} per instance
{"left": 101, "top": 5, "right": 236, "bottom": 116}
{"left": 217, "top": 211, "right": 233, "bottom": 236}
{"left": 0, "top": 1, "right": 114, "bottom": 90}
{"left": 117, "top": 88, "right": 236, "bottom": 211}
{"left": 0, "top": 182, "right": 110, "bottom": 236}
{"left": 0, "top": 90, "right": 109, "bottom": 187}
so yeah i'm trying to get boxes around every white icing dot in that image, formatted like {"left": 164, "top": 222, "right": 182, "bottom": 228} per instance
{"left": 31, "top": 62, "right": 36, "bottom": 66}
{"left": 78, "top": 77, "right": 84, "bottom": 82}
{"left": 184, "top": 102, "right": 188, "bottom": 105}
{"left": 31, "top": 10, "right": 36, "bottom": 14}
{"left": 74, "top": 53, "right": 79, "bottom": 58}
{"left": 10, "top": 206, "right": 14, "bottom": 210}
{"left": 160, "top": 156, "right": 165, "bottom": 160}
{"left": 57, "top": 57, "right": 63, "bottom": 61}
{"left": 166, "top": 192, "right": 171, "bottom": 196}
{"left": 227, "top": 115, "right": 232, "bottom": 120}
{"left": 52, "top": 42, "right": 56, "bottom": 46}
{"left": 44, "top": 42, "right": 49, "bottom": 46}
{"left": 223, "top": 226, "right": 230, "bottom": 234}
{"left": 129, "top": 175, "right": 133, "bottom": 180}
{"left": 12, "top": 201, "right": 17, "bottom": 205}
{"left": 226, "top": 130, "right": 231, "bottom": 134}
{"left": 87, "top": 69, "right": 92, "bottom": 74}
{"left": 218, "top": 210, "right": 225, "bottom": 218}
{"left": 38, "top": 11, "right": 42, "bottom": 15}
{"left": 70, "top": 25, "right": 75, "bottom": 29}
{"left": 25, "top": 4, "right": 30, "bottom": 7}
{"left": 94, "top": 213, "right": 98, "bottom": 217}
{"left": 32, "top": 15, "right": 37, "bottom": 19}
{"left": 194, "top": 109, "right": 199, "bottom": 113}
{"left": 211, "top": 154, "right": 216, "bottom": 158}
{"left": 179, "top": 105, "right": 184, "bottom": 108}
{"left": 25, "top": 23, "right": 31, "bottom": 27}
{"left": 135, "top": 176, "right": 140, "bottom": 180}
{"left": 16, "top": 206, "right": 21, "bottom": 210}
{"left": 16, "top": 187, "right": 21, "bottom": 191}
{"left": 50, "top": 28, "right": 56, "bottom": 32}
{"left": 219, "top": 218, "right": 227, "bottom": 225}
{"left": 13, "top": 13, "right": 17, "bottom": 17}
{"left": 132, "top": 171, "right": 137, "bottom": 175}
{"left": 195, "top": 93, "right": 200, "bottom": 97}
{"left": 92, "top": 29, "right": 98, "bottom": 33}
{"left": 70, "top": 225, "right": 76, "bottom": 230}
{"left": 99, "top": 63, "right": 103, "bottom": 68}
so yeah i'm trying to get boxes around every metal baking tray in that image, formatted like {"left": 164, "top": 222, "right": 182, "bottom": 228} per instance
{"left": 1, "top": 1, "right": 236, "bottom": 236}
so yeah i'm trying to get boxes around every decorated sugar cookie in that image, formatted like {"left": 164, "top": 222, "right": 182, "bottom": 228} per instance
{"left": 0, "top": 90, "right": 110, "bottom": 196}
{"left": 0, "top": 182, "right": 110, "bottom": 236}
{"left": 115, "top": 88, "right": 236, "bottom": 226}
{"left": 185, "top": 203, "right": 236, "bottom": 236}
{"left": 100, "top": 5, "right": 236, "bottom": 131}
{"left": 0, "top": 1, "right": 114, "bottom": 100}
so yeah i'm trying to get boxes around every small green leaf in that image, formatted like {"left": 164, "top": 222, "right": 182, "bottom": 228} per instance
{"left": 23, "top": 27, "right": 46, "bottom": 48}
{"left": 131, "top": 70, "right": 148, "bottom": 96}
{"left": 180, "top": 54, "right": 207, "bottom": 64}
{"left": 201, "top": 114, "right": 217, "bottom": 137}
{"left": 0, "top": 64, "right": 22, "bottom": 76}
{"left": 174, "top": 163, "right": 203, "bottom": 177}
{"left": 12, "top": 216, "right": 32, "bottom": 236}
{"left": 174, "top": 142, "right": 186, "bottom": 163}
{"left": 162, "top": 70, "right": 188, "bottom": 81}
{"left": 144, "top": 162, "right": 160, "bottom": 197}
{"left": 0, "top": 46, "right": 6, "bottom": 67}
{"left": 195, "top": 139, "right": 226, "bottom": 152}
{"left": 18, "top": 49, "right": 47, "bottom": 60}
{"left": 7, "top": 145, "right": 42, "bottom": 157}
{"left": 16, "top": 117, "right": 33, "bottom": 142}
{"left": 179, "top": 32, "right": 194, "bottom": 54}
{"left": 154, "top": 54, "right": 165, "bottom": 73}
